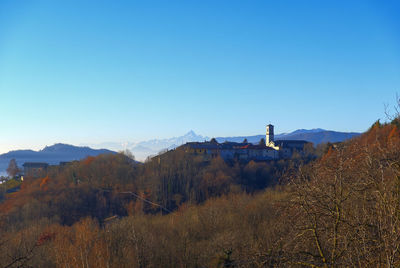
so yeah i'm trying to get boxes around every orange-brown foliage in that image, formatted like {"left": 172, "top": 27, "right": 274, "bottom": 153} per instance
{"left": 83, "top": 156, "right": 95, "bottom": 166}
{"left": 40, "top": 175, "right": 50, "bottom": 190}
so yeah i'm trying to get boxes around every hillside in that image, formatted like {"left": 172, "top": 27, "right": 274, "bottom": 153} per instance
{"left": 0, "top": 129, "right": 360, "bottom": 175}
{"left": 0, "top": 120, "right": 398, "bottom": 267}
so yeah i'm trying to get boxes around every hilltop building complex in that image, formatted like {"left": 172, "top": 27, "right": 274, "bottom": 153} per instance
{"left": 180, "top": 124, "right": 310, "bottom": 161}
{"left": 22, "top": 162, "right": 49, "bottom": 177}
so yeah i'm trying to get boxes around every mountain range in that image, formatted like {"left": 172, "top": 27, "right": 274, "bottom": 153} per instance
{"left": 0, "top": 129, "right": 361, "bottom": 175}
{"left": 86, "top": 129, "right": 360, "bottom": 161}
{"left": 215, "top": 129, "right": 360, "bottom": 145}
{"left": 0, "top": 144, "right": 115, "bottom": 176}
{"left": 84, "top": 130, "right": 210, "bottom": 161}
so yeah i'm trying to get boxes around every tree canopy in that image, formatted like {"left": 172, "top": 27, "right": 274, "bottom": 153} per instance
{"left": 6, "top": 159, "right": 20, "bottom": 178}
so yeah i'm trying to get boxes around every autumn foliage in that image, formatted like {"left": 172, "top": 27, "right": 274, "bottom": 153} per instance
{"left": 1, "top": 120, "right": 400, "bottom": 266}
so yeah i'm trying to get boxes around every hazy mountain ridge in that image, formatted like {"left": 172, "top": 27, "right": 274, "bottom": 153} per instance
{"left": 85, "top": 129, "right": 360, "bottom": 161}
{"left": 0, "top": 129, "right": 361, "bottom": 175}
{"left": 84, "top": 131, "right": 210, "bottom": 161}
{"left": 216, "top": 129, "right": 360, "bottom": 145}
{"left": 128, "top": 131, "right": 210, "bottom": 160}
{"left": 0, "top": 143, "right": 115, "bottom": 175}
{"left": 277, "top": 130, "right": 360, "bottom": 145}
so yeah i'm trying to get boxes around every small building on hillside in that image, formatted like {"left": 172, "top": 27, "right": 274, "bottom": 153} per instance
{"left": 23, "top": 162, "right": 49, "bottom": 177}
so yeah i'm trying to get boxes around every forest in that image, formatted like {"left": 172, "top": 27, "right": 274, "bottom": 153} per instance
{"left": 1, "top": 119, "right": 400, "bottom": 267}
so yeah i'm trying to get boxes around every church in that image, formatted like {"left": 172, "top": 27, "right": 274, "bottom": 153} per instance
{"left": 265, "top": 124, "right": 310, "bottom": 158}
{"left": 181, "top": 124, "right": 310, "bottom": 161}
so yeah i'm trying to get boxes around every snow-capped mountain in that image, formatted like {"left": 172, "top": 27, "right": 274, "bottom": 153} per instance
{"left": 129, "top": 131, "right": 209, "bottom": 160}
{"left": 83, "top": 129, "right": 360, "bottom": 162}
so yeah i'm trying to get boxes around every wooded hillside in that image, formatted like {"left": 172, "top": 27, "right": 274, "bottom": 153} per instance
{"left": 1, "top": 120, "right": 399, "bottom": 267}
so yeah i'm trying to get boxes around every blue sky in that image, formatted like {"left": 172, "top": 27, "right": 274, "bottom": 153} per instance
{"left": 0, "top": 0, "right": 399, "bottom": 153}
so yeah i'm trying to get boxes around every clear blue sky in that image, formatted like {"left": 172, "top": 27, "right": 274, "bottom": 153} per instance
{"left": 0, "top": 0, "right": 399, "bottom": 153}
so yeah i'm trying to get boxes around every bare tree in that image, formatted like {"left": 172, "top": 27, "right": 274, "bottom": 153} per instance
{"left": 120, "top": 149, "right": 135, "bottom": 161}
{"left": 6, "top": 159, "right": 20, "bottom": 178}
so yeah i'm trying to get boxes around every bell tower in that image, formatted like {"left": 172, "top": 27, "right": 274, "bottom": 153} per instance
{"left": 266, "top": 124, "right": 274, "bottom": 146}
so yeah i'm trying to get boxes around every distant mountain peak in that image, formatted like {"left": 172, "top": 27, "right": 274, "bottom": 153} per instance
{"left": 290, "top": 128, "right": 326, "bottom": 135}
{"left": 0, "top": 143, "right": 116, "bottom": 174}
{"left": 184, "top": 130, "right": 197, "bottom": 136}
{"left": 126, "top": 131, "right": 209, "bottom": 161}
{"left": 41, "top": 143, "right": 90, "bottom": 152}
